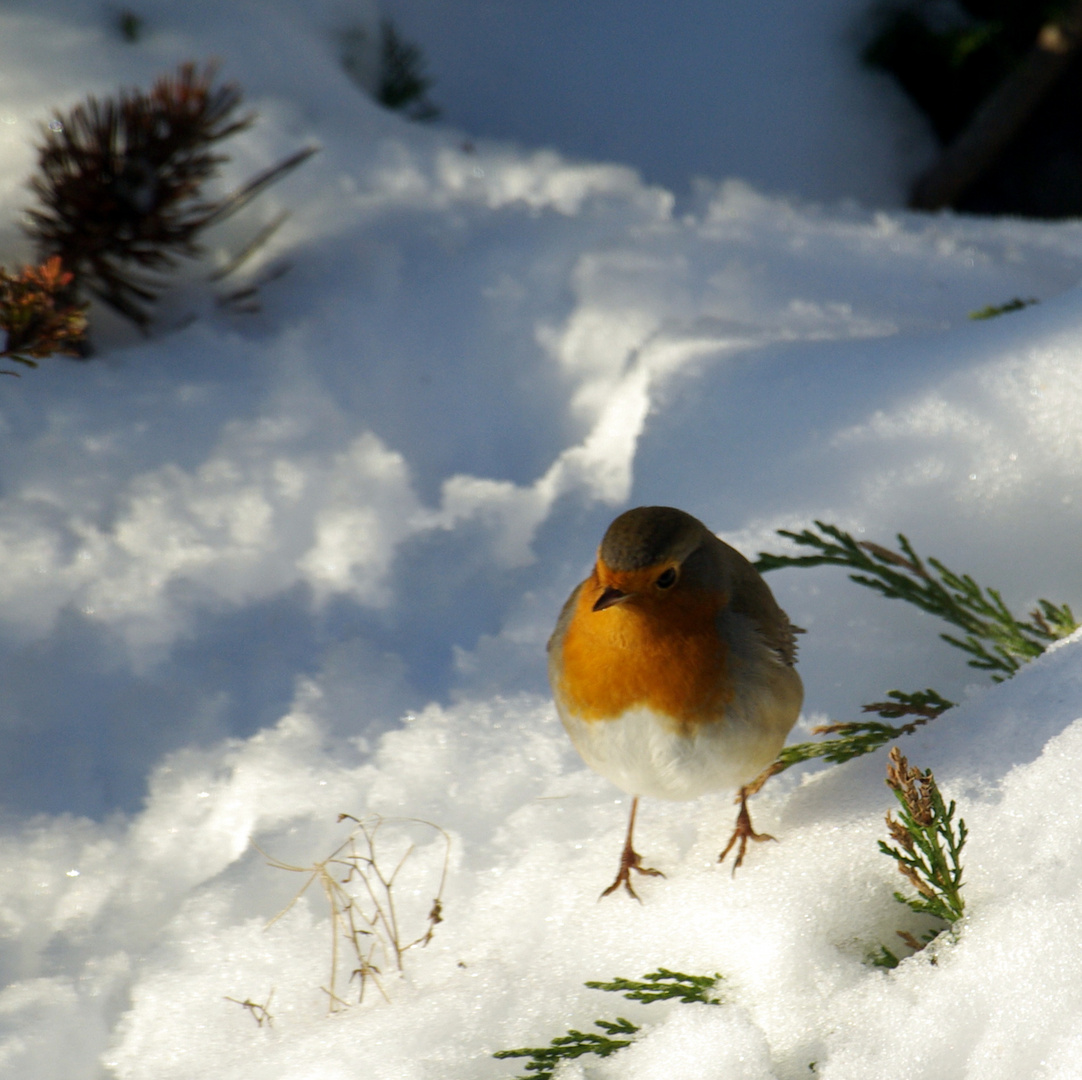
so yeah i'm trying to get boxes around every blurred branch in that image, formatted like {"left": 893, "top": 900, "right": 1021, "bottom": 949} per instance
{"left": 910, "top": 0, "right": 1082, "bottom": 210}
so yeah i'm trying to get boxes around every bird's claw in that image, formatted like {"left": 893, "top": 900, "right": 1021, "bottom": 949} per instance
{"left": 718, "top": 791, "right": 775, "bottom": 875}
{"left": 600, "top": 846, "right": 664, "bottom": 902}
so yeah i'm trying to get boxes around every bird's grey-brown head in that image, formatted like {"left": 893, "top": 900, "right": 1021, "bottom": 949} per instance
{"left": 598, "top": 506, "right": 708, "bottom": 572}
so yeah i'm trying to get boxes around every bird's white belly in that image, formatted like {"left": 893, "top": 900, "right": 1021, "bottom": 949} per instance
{"left": 558, "top": 705, "right": 782, "bottom": 801}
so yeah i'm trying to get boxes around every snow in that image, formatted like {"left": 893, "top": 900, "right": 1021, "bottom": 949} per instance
{"left": 375, "top": 0, "right": 936, "bottom": 204}
{"left": 1, "top": 2, "right": 1082, "bottom": 1078}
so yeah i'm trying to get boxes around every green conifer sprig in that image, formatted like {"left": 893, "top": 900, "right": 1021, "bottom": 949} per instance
{"left": 584, "top": 968, "right": 723, "bottom": 1005}
{"left": 494, "top": 1018, "right": 639, "bottom": 1079}
{"left": 869, "top": 944, "right": 901, "bottom": 969}
{"left": 748, "top": 523, "right": 1074, "bottom": 795}
{"left": 494, "top": 969, "right": 721, "bottom": 1079}
{"left": 862, "top": 688, "right": 955, "bottom": 722}
{"left": 969, "top": 297, "right": 1037, "bottom": 320}
{"left": 784, "top": 687, "right": 955, "bottom": 766}
{"left": 746, "top": 689, "right": 954, "bottom": 793}
{"left": 756, "top": 521, "right": 1077, "bottom": 680}
{"left": 879, "top": 747, "right": 967, "bottom": 925}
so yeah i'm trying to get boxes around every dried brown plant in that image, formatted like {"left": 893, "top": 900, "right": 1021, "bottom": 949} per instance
{"left": 0, "top": 256, "right": 88, "bottom": 373}
{"left": 224, "top": 990, "right": 275, "bottom": 1027}
{"left": 257, "top": 813, "right": 450, "bottom": 1012}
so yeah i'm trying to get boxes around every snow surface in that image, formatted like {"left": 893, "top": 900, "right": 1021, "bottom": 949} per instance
{"left": 2, "top": 2, "right": 1082, "bottom": 1078}
{"left": 376, "top": 0, "right": 936, "bottom": 204}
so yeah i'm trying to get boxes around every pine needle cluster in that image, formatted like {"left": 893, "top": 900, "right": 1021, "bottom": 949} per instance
{"left": 377, "top": 19, "right": 440, "bottom": 120}
{"left": 0, "top": 256, "right": 87, "bottom": 373}
{"left": 494, "top": 969, "right": 722, "bottom": 1079}
{"left": 24, "top": 62, "right": 253, "bottom": 326}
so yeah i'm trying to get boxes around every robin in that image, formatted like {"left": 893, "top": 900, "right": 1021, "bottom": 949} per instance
{"left": 548, "top": 506, "right": 803, "bottom": 899}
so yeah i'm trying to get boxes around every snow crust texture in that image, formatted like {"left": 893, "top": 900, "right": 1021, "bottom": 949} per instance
{"left": 1, "top": 3, "right": 1082, "bottom": 1078}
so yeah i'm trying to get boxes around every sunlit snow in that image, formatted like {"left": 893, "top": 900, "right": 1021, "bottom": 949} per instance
{"left": 1, "top": 2, "right": 1082, "bottom": 1078}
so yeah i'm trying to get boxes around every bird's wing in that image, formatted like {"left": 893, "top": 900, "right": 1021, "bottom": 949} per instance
{"left": 723, "top": 547, "right": 800, "bottom": 667}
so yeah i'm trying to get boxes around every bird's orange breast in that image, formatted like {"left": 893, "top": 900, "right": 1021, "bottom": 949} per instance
{"left": 554, "top": 572, "right": 732, "bottom": 735}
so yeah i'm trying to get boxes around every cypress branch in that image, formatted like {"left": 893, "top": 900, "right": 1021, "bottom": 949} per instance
{"left": 756, "top": 521, "right": 1077, "bottom": 679}
{"left": 494, "top": 969, "right": 721, "bottom": 1078}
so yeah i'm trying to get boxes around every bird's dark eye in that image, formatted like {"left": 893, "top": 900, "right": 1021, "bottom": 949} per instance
{"left": 655, "top": 567, "right": 678, "bottom": 589}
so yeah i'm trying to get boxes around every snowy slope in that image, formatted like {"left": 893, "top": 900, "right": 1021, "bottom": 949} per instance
{"left": 1, "top": 2, "right": 1082, "bottom": 1078}
{"left": 377, "top": 0, "right": 935, "bottom": 203}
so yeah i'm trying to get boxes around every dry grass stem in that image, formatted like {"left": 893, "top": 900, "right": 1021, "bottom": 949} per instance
{"left": 256, "top": 813, "right": 450, "bottom": 1012}
{"left": 224, "top": 990, "right": 274, "bottom": 1027}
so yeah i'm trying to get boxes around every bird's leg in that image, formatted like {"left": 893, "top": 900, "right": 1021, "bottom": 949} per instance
{"left": 600, "top": 796, "right": 665, "bottom": 901}
{"left": 718, "top": 786, "right": 776, "bottom": 874}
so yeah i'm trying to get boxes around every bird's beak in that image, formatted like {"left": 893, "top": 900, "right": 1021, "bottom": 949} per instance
{"left": 593, "top": 586, "right": 628, "bottom": 612}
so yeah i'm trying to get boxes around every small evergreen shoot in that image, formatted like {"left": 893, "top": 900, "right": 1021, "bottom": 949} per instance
{"left": 969, "top": 297, "right": 1037, "bottom": 320}
{"left": 746, "top": 688, "right": 954, "bottom": 793}
{"left": 116, "top": 9, "right": 143, "bottom": 42}
{"left": 584, "top": 968, "right": 723, "bottom": 1005}
{"left": 862, "top": 688, "right": 956, "bottom": 722}
{"left": 377, "top": 19, "right": 439, "bottom": 120}
{"left": 494, "top": 1017, "right": 640, "bottom": 1078}
{"left": 494, "top": 969, "right": 721, "bottom": 1079}
{"left": 869, "top": 944, "right": 901, "bottom": 969}
{"left": 798, "top": 687, "right": 954, "bottom": 766}
{"left": 748, "top": 522, "right": 1075, "bottom": 791}
{"left": 0, "top": 257, "right": 87, "bottom": 373}
{"left": 756, "top": 521, "right": 1078, "bottom": 680}
{"left": 879, "top": 747, "right": 967, "bottom": 926}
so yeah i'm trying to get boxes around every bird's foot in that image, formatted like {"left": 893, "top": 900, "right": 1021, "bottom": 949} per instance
{"left": 600, "top": 845, "right": 665, "bottom": 901}
{"left": 718, "top": 792, "right": 775, "bottom": 875}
